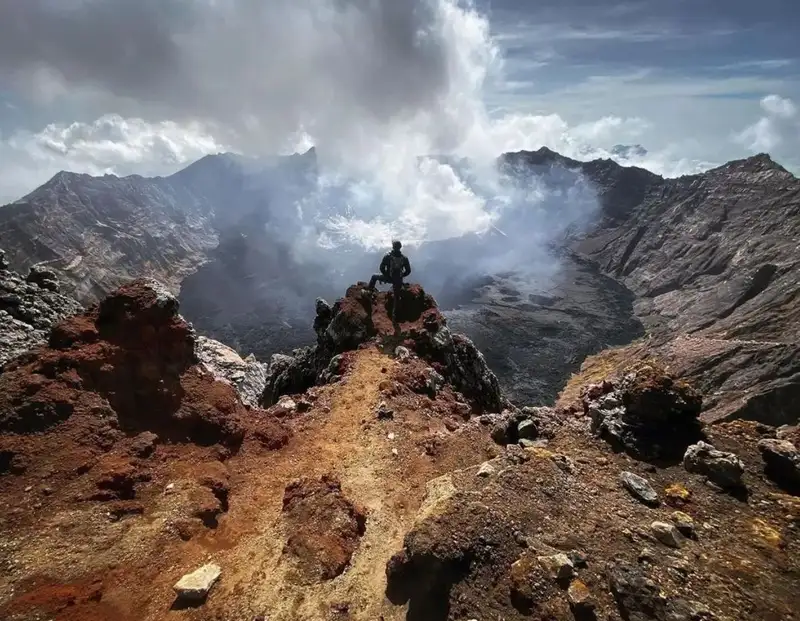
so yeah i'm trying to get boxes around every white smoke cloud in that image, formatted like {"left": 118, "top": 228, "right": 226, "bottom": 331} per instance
{"left": 734, "top": 94, "right": 799, "bottom": 153}
{"left": 0, "top": 0, "right": 599, "bottom": 246}
{"left": 0, "top": 0, "right": 722, "bottom": 257}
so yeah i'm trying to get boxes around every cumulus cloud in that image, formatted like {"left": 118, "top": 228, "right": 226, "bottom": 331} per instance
{"left": 0, "top": 115, "right": 222, "bottom": 202}
{"left": 760, "top": 94, "right": 797, "bottom": 119}
{"left": 735, "top": 94, "right": 798, "bottom": 152}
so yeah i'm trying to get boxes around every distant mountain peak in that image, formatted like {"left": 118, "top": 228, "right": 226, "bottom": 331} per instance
{"left": 710, "top": 152, "right": 792, "bottom": 177}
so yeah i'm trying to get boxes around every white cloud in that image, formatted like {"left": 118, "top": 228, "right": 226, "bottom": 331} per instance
{"left": 0, "top": 115, "right": 222, "bottom": 202}
{"left": 760, "top": 94, "right": 797, "bottom": 119}
{"left": 734, "top": 94, "right": 798, "bottom": 153}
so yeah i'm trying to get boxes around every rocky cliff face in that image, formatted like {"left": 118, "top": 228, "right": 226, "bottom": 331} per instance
{"left": 0, "top": 172, "right": 218, "bottom": 303}
{"left": 0, "top": 149, "right": 319, "bottom": 305}
{"left": 501, "top": 149, "right": 800, "bottom": 425}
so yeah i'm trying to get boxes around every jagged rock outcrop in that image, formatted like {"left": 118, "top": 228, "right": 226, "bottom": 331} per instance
{"left": 0, "top": 248, "right": 82, "bottom": 368}
{"left": 582, "top": 364, "right": 705, "bottom": 463}
{"left": 0, "top": 279, "right": 286, "bottom": 445}
{"left": 260, "top": 283, "right": 505, "bottom": 412}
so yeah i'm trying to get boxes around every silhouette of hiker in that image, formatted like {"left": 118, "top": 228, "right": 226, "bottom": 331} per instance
{"left": 365, "top": 240, "right": 411, "bottom": 323}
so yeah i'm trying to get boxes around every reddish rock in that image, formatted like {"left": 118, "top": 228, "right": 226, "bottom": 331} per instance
{"left": 0, "top": 279, "right": 271, "bottom": 447}
{"left": 282, "top": 475, "right": 367, "bottom": 583}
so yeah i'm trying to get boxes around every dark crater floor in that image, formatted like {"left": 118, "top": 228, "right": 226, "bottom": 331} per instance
{"left": 439, "top": 252, "right": 644, "bottom": 404}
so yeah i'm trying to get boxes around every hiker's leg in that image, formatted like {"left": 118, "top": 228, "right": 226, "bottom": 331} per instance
{"left": 391, "top": 281, "right": 402, "bottom": 322}
{"left": 368, "top": 274, "right": 383, "bottom": 289}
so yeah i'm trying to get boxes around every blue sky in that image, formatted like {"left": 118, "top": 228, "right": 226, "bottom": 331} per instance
{"left": 0, "top": 0, "right": 797, "bottom": 202}
{"left": 483, "top": 0, "right": 799, "bottom": 163}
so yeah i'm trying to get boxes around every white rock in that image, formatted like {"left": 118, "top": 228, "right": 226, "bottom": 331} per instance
{"left": 477, "top": 462, "right": 496, "bottom": 477}
{"left": 538, "top": 553, "right": 575, "bottom": 580}
{"left": 195, "top": 336, "right": 267, "bottom": 408}
{"left": 173, "top": 563, "right": 221, "bottom": 602}
{"left": 651, "top": 521, "right": 682, "bottom": 548}
{"left": 279, "top": 397, "right": 297, "bottom": 411}
{"left": 388, "top": 432, "right": 396, "bottom": 441}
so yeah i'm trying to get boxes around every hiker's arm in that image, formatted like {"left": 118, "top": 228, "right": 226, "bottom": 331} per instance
{"left": 380, "top": 255, "right": 390, "bottom": 276}
{"left": 403, "top": 257, "right": 411, "bottom": 277}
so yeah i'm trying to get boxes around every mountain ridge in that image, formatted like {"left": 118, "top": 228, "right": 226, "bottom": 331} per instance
{"left": 1, "top": 147, "right": 798, "bottom": 425}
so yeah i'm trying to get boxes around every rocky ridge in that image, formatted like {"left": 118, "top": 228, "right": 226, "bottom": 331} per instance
{"left": 0, "top": 281, "right": 798, "bottom": 621}
{"left": 2, "top": 150, "right": 798, "bottom": 422}
{"left": 498, "top": 149, "right": 800, "bottom": 426}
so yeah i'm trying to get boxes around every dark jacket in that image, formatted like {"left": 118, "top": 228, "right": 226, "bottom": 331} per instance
{"left": 380, "top": 251, "right": 411, "bottom": 281}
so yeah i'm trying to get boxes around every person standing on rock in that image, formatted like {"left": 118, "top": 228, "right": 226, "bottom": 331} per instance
{"left": 365, "top": 240, "right": 412, "bottom": 322}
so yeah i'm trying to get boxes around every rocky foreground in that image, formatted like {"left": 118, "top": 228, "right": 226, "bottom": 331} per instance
{"left": 0, "top": 281, "right": 798, "bottom": 621}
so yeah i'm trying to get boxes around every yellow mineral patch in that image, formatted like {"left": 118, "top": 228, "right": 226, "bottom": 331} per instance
{"left": 751, "top": 519, "right": 785, "bottom": 549}
{"left": 664, "top": 483, "right": 691, "bottom": 505}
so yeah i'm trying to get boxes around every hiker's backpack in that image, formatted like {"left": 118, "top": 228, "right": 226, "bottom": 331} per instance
{"left": 387, "top": 253, "right": 405, "bottom": 278}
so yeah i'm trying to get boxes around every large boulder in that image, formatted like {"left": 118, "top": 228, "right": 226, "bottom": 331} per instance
{"left": 584, "top": 365, "right": 704, "bottom": 462}
{"left": 758, "top": 438, "right": 800, "bottom": 493}
{"left": 195, "top": 336, "right": 267, "bottom": 408}
{"left": 0, "top": 279, "right": 279, "bottom": 447}
{"left": 683, "top": 441, "right": 745, "bottom": 490}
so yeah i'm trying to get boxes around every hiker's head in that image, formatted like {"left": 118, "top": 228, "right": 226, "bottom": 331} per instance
{"left": 392, "top": 240, "right": 402, "bottom": 252}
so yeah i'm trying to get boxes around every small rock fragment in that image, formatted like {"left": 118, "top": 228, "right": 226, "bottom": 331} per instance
{"left": 671, "top": 511, "right": 695, "bottom": 538}
{"left": 609, "top": 562, "right": 695, "bottom": 621}
{"left": 758, "top": 439, "right": 800, "bottom": 491}
{"left": 130, "top": 431, "right": 159, "bottom": 458}
{"left": 375, "top": 401, "right": 394, "bottom": 420}
{"left": 477, "top": 462, "right": 496, "bottom": 477}
{"left": 394, "top": 346, "right": 411, "bottom": 361}
{"left": 277, "top": 397, "right": 297, "bottom": 412}
{"left": 517, "top": 419, "right": 537, "bottom": 440}
{"left": 651, "top": 521, "right": 682, "bottom": 548}
{"left": 567, "top": 579, "right": 595, "bottom": 612}
{"left": 751, "top": 518, "right": 785, "bottom": 549}
{"left": 683, "top": 442, "right": 744, "bottom": 490}
{"left": 666, "top": 556, "right": 691, "bottom": 579}
{"left": 537, "top": 553, "right": 575, "bottom": 580}
{"left": 173, "top": 563, "right": 221, "bottom": 603}
{"left": 567, "top": 550, "right": 588, "bottom": 568}
{"left": 620, "top": 471, "right": 660, "bottom": 507}
{"left": 638, "top": 547, "right": 656, "bottom": 563}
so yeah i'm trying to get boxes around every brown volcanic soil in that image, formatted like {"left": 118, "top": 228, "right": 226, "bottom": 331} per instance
{"left": 1, "top": 281, "right": 798, "bottom": 621}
